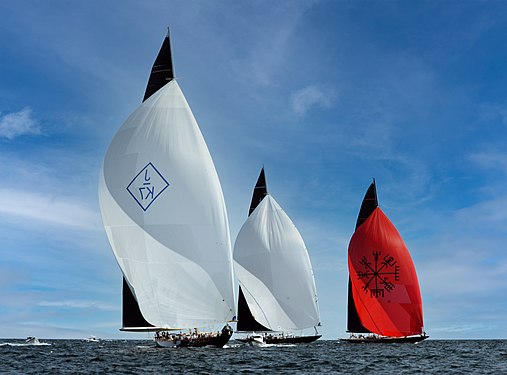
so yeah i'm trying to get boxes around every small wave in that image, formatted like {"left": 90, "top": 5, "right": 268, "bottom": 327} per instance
{"left": 223, "top": 343, "right": 242, "bottom": 348}
{"left": 0, "top": 342, "right": 51, "bottom": 347}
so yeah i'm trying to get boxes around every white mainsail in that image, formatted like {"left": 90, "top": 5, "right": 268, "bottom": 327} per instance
{"left": 99, "top": 79, "right": 235, "bottom": 329}
{"left": 233, "top": 195, "right": 320, "bottom": 331}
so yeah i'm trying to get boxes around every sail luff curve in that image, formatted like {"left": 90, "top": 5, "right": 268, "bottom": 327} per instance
{"left": 99, "top": 79, "right": 235, "bottom": 329}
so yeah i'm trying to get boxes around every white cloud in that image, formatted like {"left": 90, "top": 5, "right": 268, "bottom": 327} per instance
{"left": 479, "top": 101, "right": 507, "bottom": 127}
{"left": 0, "top": 108, "right": 41, "bottom": 139}
{"left": 0, "top": 188, "right": 99, "bottom": 230}
{"left": 227, "top": 2, "right": 317, "bottom": 87}
{"left": 290, "top": 85, "right": 335, "bottom": 116}
{"left": 38, "top": 300, "right": 117, "bottom": 311}
{"left": 455, "top": 195, "right": 507, "bottom": 227}
{"left": 470, "top": 151, "right": 507, "bottom": 174}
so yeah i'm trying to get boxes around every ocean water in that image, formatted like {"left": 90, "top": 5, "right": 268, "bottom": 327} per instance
{"left": 1, "top": 339, "right": 506, "bottom": 374}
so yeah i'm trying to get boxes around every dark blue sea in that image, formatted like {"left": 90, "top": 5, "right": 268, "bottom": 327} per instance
{"left": 1, "top": 339, "right": 505, "bottom": 374}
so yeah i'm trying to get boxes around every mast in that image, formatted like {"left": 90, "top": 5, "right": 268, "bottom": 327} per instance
{"left": 237, "top": 167, "right": 270, "bottom": 332}
{"left": 347, "top": 178, "right": 378, "bottom": 333}
{"left": 121, "top": 29, "right": 174, "bottom": 331}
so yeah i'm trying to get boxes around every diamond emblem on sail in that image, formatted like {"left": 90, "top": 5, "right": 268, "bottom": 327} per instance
{"left": 127, "top": 162, "right": 170, "bottom": 211}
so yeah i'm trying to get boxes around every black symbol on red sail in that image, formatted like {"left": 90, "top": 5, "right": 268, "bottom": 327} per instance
{"left": 357, "top": 251, "right": 399, "bottom": 298}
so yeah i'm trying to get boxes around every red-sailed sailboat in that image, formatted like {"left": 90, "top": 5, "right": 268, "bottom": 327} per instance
{"left": 341, "top": 179, "right": 428, "bottom": 343}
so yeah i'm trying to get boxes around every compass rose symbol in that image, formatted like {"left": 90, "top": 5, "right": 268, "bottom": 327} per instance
{"left": 357, "top": 251, "right": 399, "bottom": 298}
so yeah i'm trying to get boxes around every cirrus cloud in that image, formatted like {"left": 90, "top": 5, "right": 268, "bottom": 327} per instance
{"left": 0, "top": 108, "right": 41, "bottom": 140}
{"left": 290, "top": 85, "right": 336, "bottom": 116}
{"left": 0, "top": 188, "right": 99, "bottom": 230}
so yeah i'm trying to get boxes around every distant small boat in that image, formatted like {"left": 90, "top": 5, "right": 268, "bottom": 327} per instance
{"left": 25, "top": 337, "right": 39, "bottom": 345}
{"left": 84, "top": 335, "right": 100, "bottom": 343}
{"left": 234, "top": 167, "right": 321, "bottom": 345}
{"left": 341, "top": 179, "right": 428, "bottom": 344}
{"left": 24, "top": 337, "right": 50, "bottom": 346}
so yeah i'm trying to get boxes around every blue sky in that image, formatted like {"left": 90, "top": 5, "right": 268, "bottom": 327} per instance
{"left": 1, "top": 0, "right": 506, "bottom": 340}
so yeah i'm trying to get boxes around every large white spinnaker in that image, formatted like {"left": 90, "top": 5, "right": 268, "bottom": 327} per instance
{"left": 99, "top": 80, "right": 235, "bottom": 329}
{"left": 233, "top": 195, "right": 320, "bottom": 331}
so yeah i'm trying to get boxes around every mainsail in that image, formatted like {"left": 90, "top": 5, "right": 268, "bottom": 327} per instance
{"left": 347, "top": 181, "right": 424, "bottom": 337}
{"left": 99, "top": 32, "right": 235, "bottom": 330}
{"left": 234, "top": 169, "right": 320, "bottom": 332}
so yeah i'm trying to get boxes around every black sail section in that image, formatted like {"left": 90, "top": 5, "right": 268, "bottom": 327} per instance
{"left": 237, "top": 167, "right": 271, "bottom": 332}
{"left": 248, "top": 167, "right": 268, "bottom": 216}
{"left": 347, "top": 178, "right": 378, "bottom": 333}
{"left": 122, "top": 278, "right": 154, "bottom": 329}
{"left": 122, "top": 30, "right": 175, "bottom": 330}
{"left": 142, "top": 29, "right": 174, "bottom": 102}
{"left": 355, "top": 178, "right": 378, "bottom": 230}
{"left": 236, "top": 286, "right": 270, "bottom": 332}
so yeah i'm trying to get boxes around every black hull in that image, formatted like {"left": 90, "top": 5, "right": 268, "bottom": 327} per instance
{"left": 266, "top": 335, "right": 321, "bottom": 344}
{"left": 156, "top": 331, "right": 232, "bottom": 348}
{"left": 237, "top": 334, "right": 321, "bottom": 345}
{"left": 340, "top": 335, "right": 429, "bottom": 344}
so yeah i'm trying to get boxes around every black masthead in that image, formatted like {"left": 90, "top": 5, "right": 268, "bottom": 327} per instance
{"left": 355, "top": 178, "right": 378, "bottom": 230}
{"left": 142, "top": 28, "right": 175, "bottom": 102}
{"left": 248, "top": 167, "right": 268, "bottom": 216}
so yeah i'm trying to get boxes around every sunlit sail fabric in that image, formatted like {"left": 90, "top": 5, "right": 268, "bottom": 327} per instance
{"left": 99, "top": 80, "right": 235, "bottom": 329}
{"left": 348, "top": 207, "right": 423, "bottom": 337}
{"left": 234, "top": 195, "right": 320, "bottom": 331}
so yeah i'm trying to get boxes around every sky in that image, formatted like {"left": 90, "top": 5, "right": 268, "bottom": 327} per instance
{"left": 0, "top": 0, "right": 506, "bottom": 340}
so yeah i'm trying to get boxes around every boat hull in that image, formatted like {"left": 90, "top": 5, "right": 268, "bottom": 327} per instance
{"left": 155, "top": 330, "right": 232, "bottom": 348}
{"left": 237, "top": 334, "right": 321, "bottom": 345}
{"left": 340, "top": 334, "right": 429, "bottom": 344}
{"left": 240, "top": 334, "right": 266, "bottom": 346}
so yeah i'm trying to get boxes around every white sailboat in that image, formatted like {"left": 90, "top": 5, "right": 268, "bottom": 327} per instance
{"left": 98, "top": 30, "right": 235, "bottom": 348}
{"left": 234, "top": 168, "right": 321, "bottom": 344}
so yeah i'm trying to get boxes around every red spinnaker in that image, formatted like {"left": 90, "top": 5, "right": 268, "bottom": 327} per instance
{"left": 348, "top": 207, "right": 423, "bottom": 337}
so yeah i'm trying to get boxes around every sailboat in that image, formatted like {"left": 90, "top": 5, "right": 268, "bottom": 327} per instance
{"left": 234, "top": 167, "right": 321, "bottom": 345}
{"left": 98, "top": 29, "right": 235, "bottom": 348}
{"left": 341, "top": 179, "right": 428, "bottom": 343}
